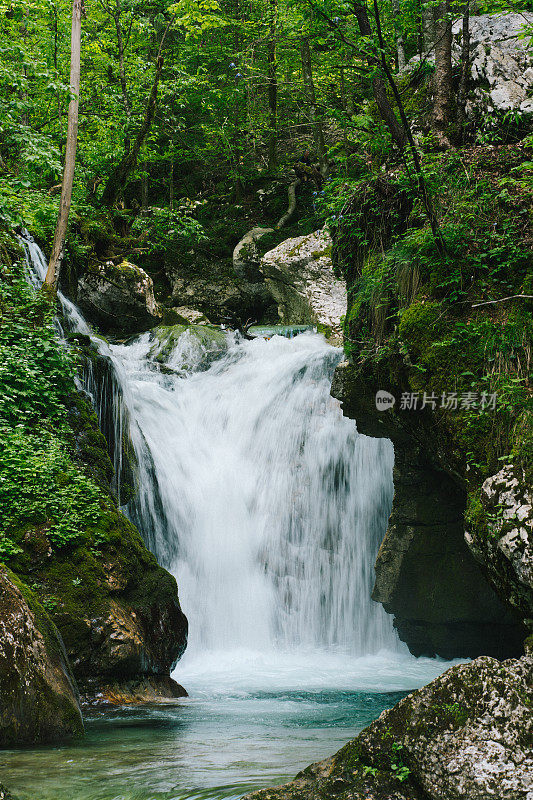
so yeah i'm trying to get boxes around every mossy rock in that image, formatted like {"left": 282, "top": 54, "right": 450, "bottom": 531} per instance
{"left": 149, "top": 323, "right": 228, "bottom": 366}
{"left": 244, "top": 655, "right": 533, "bottom": 800}
{"left": 0, "top": 566, "right": 84, "bottom": 746}
{"left": 8, "top": 504, "right": 188, "bottom": 685}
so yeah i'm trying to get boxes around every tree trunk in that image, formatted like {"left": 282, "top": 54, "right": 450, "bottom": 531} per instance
{"left": 351, "top": 3, "right": 406, "bottom": 151}
{"left": 267, "top": 0, "right": 278, "bottom": 169}
{"left": 44, "top": 0, "right": 82, "bottom": 290}
{"left": 390, "top": 0, "right": 406, "bottom": 70}
{"left": 371, "top": 0, "right": 446, "bottom": 255}
{"left": 457, "top": 0, "right": 470, "bottom": 139}
{"left": 300, "top": 37, "right": 328, "bottom": 176}
{"left": 101, "top": 15, "right": 174, "bottom": 207}
{"left": 421, "top": 1, "right": 436, "bottom": 54}
{"left": 432, "top": 0, "right": 453, "bottom": 146}
{"left": 340, "top": 67, "right": 349, "bottom": 153}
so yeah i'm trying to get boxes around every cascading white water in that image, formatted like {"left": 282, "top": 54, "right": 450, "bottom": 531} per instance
{"left": 109, "top": 330, "right": 398, "bottom": 659}
{"left": 20, "top": 234, "right": 400, "bottom": 674}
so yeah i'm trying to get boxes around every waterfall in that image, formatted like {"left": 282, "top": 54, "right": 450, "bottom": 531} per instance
{"left": 110, "top": 331, "right": 397, "bottom": 657}
{"left": 21, "top": 235, "right": 399, "bottom": 673}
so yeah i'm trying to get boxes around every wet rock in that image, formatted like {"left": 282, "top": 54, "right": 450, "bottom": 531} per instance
{"left": 78, "top": 260, "right": 161, "bottom": 334}
{"left": 148, "top": 324, "right": 228, "bottom": 371}
{"left": 80, "top": 675, "right": 187, "bottom": 707}
{"left": 260, "top": 229, "right": 346, "bottom": 343}
{"left": 331, "top": 361, "right": 526, "bottom": 659}
{"left": 452, "top": 12, "right": 533, "bottom": 117}
{"left": 161, "top": 306, "right": 212, "bottom": 325}
{"left": 466, "top": 464, "right": 533, "bottom": 628}
{"left": 166, "top": 259, "right": 275, "bottom": 327}
{"left": 0, "top": 566, "right": 83, "bottom": 746}
{"left": 244, "top": 655, "right": 533, "bottom": 800}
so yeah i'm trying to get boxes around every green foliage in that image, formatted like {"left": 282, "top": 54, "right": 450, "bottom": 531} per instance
{"left": 0, "top": 273, "right": 74, "bottom": 425}
{"left": 389, "top": 742, "right": 411, "bottom": 782}
{"left": 131, "top": 205, "right": 207, "bottom": 257}
{"left": 0, "top": 234, "right": 108, "bottom": 560}
{"left": 0, "top": 426, "right": 103, "bottom": 549}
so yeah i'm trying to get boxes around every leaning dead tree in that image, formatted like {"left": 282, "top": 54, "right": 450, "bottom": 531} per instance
{"left": 44, "top": 0, "right": 83, "bottom": 290}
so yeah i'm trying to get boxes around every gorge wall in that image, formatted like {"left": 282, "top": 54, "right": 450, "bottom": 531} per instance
{"left": 331, "top": 361, "right": 526, "bottom": 659}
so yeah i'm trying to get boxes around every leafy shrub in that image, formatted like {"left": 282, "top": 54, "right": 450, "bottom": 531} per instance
{"left": 0, "top": 426, "right": 103, "bottom": 549}
{"left": 0, "top": 238, "right": 107, "bottom": 559}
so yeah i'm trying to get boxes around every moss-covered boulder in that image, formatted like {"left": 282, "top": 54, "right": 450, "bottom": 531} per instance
{"left": 330, "top": 145, "right": 532, "bottom": 659}
{"left": 7, "top": 505, "right": 188, "bottom": 694}
{"left": 149, "top": 323, "right": 228, "bottom": 369}
{"left": 78, "top": 260, "right": 162, "bottom": 334}
{"left": 244, "top": 655, "right": 533, "bottom": 800}
{"left": 0, "top": 566, "right": 83, "bottom": 746}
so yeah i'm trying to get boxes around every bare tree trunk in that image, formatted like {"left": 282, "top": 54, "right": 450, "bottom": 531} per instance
{"left": 421, "top": 1, "right": 436, "bottom": 54}
{"left": 351, "top": 3, "right": 407, "bottom": 151}
{"left": 267, "top": 0, "right": 278, "bottom": 169}
{"left": 169, "top": 158, "right": 174, "bottom": 210}
{"left": 101, "top": 15, "right": 174, "bottom": 207}
{"left": 432, "top": 0, "right": 453, "bottom": 146}
{"left": 276, "top": 177, "right": 301, "bottom": 229}
{"left": 300, "top": 37, "right": 328, "bottom": 176}
{"left": 44, "top": 0, "right": 82, "bottom": 290}
{"left": 114, "top": 1, "right": 132, "bottom": 154}
{"left": 390, "top": 0, "right": 406, "bottom": 70}
{"left": 457, "top": 0, "right": 470, "bottom": 140}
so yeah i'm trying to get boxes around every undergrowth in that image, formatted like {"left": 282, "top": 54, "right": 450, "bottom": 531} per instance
{"left": 0, "top": 236, "right": 108, "bottom": 559}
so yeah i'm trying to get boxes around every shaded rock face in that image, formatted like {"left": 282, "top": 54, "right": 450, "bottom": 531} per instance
{"left": 260, "top": 229, "right": 347, "bottom": 343}
{"left": 166, "top": 258, "right": 276, "bottom": 327}
{"left": 233, "top": 227, "right": 274, "bottom": 282}
{"left": 331, "top": 361, "right": 526, "bottom": 659}
{"left": 452, "top": 12, "right": 533, "bottom": 117}
{"left": 78, "top": 260, "right": 161, "bottom": 334}
{"left": 0, "top": 567, "right": 83, "bottom": 746}
{"left": 244, "top": 655, "right": 533, "bottom": 800}
{"left": 466, "top": 465, "right": 533, "bottom": 628}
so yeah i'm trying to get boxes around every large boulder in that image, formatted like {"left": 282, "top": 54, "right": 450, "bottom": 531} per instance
{"left": 466, "top": 464, "right": 533, "bottom": 628}
{"left": 0, "top": 567, "right": 83, "bottom": 746}
{"left": 452, "top": 13, "right": 533, "bottom": 117}
{"left": 244, "top": 654, "right": 533, "bottom": 800}
{"left": 78, "top": 260, "right": 161, "bottom": 334}
{"left": 260, "top": 229, "right": 347, "bottom": 343}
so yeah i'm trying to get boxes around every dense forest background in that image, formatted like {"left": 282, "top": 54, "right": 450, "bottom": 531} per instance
{"left": 1, "top": 0, "right": 532, "bottom": 265}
